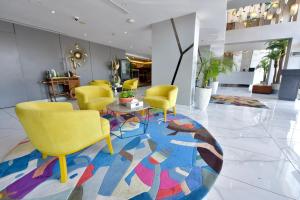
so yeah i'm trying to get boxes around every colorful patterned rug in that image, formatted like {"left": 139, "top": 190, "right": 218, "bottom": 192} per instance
{"left": 0, "top": 111, "right": 223, "bottom": 200}
{"left": 210, "top": 95, "right": 268, "bottom": 108}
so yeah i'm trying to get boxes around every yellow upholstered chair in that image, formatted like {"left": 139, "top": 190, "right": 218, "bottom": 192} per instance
{"left": 75, "top": 86, "right": 115, "bottom": 112}
{"left": 15, "top": 102, "right": 113, "bottom": 183}
{"left": 144, "top": 85, "right": 178, "bottom": 122}
{"left": 89, "top": 80, "right": 111, "bottom": 89}
{"left": 89, "top": 80, "right": 111, "bottom": 86}
{"left": 122, "top": 79, "right": 139, "bottom": 91}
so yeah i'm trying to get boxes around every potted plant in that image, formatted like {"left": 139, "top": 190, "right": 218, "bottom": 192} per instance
{"left": 209, "top": 56, "right": 235, "bottom": 94}
{"left": 257, "top": 57, "right": 271, "bottom": 85}
{"left": 195, "top": 53, "right": 214, "bottom": 110}
{"left": 119, "top": 90, "right": 135, "bottom": 104}
{"left": 265, "top": 39, "right": 288, "bottom": 91}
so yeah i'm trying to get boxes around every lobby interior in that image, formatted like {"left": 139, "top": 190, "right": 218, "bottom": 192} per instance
{"left": 0, "top": 0, "right": 300, "bottom": 199}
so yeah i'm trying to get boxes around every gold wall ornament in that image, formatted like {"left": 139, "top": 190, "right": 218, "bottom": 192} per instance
{"left": 68, "top": 43, "right": 88, "bottom": 75}
{"left": 111, "top": 58, "right": 121, "bottom": 86}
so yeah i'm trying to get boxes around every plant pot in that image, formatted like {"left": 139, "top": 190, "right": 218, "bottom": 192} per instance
{"left": 210, "top": 81, "right": 219, "bottom": 95}
{"left": 119, "top": 97, "right": 134, "bottom": 104}
{"left": 195, "top": 87, "right": 212, "bottom": 110}
{"left": 272, "top": 83, "right": 280, "bottom": 94}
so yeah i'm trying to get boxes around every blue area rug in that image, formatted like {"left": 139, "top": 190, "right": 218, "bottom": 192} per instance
{"left": 0, "top": 110, "right": 223, "bottom": 200}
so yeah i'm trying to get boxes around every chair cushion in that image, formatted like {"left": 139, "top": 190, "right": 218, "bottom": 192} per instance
{"left": 87, "top": 97, "right": 115, "bottom": 110}
{"left": 144, "top": 96, "right": 170, "bottom": 109}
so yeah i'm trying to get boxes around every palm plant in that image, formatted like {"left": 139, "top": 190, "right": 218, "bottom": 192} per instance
{"left": 196, "top": 52, "right": 235, "bottom": 88}
{"left": 257, "top": 57, "right": 271, "bottom": 84}
{"left": 265, "top": 39, "right": 288, "bottom": 84}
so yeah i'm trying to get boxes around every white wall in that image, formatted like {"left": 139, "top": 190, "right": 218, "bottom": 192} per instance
{"left": 152, "top": 13, "right": 200, "bottom": 106}
{"left": 218, "top": 72, "right": 255, "bottom": 85}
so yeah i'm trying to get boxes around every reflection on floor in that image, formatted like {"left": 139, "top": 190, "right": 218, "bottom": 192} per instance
{"left": 0, "top": 87, "right": 300, "bottom": 200}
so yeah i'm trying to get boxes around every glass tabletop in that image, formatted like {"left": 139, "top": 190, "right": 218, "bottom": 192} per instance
{"left": 108, "top": 99, "right": 150, "bottom": 113}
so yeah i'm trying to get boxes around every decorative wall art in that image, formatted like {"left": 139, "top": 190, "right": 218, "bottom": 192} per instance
{"left": 68, "top": 43, "right": 88, "bottom": 75}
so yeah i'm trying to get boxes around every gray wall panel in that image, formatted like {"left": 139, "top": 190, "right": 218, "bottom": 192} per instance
{"left": 90, "top": 42, "right": 111, "bottom": 80}
{"left": 15, "top": 25, "right": 63, "bottom": 100}
{"left": 0, "top": 21, "right": 14, "bottom": 33}
{"left": 0, "top": 31, "right": 27, "bottom": 107}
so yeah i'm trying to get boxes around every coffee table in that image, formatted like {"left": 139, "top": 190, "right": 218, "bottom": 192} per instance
{"left": 107, "top": 100, "right": 150, "bottom": 139}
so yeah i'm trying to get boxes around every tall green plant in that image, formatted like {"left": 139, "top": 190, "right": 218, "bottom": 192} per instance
{"left": 196, "top": 52, "right": 235, "bottom": 88}
{"left": 257, "top": 57, "right": 271, "bottom": 83}
{"left": 265, "top": 39, "right": 288, "bottom": 84}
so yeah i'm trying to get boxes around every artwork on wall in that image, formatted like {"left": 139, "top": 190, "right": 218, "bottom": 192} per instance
{"left": 68, "top": 43, "right": 88, "bottom": 75}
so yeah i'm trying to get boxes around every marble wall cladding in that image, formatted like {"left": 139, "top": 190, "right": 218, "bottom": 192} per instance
{"left": 0, "top": 20, "right": 125, "bottom": 108}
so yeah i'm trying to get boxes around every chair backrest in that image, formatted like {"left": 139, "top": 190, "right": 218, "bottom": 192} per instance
{"left": 124, "top": 79, "right": 139, "bottom": 89}
{"left": 146, "top": 85, "right": 178, "bottom": 106}
{"left": 89, "top": 80, "right": 110, "bottom": 86}
{"left": 15, "top": 102, "right": 101, "bottom": 155}
{"left": 75, "top": 86, "right": 113, "bottom": 109}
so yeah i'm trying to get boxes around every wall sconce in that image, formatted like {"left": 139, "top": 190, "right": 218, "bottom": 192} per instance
{"left": 290, "top": 3, "right": 299, "bottom": 16}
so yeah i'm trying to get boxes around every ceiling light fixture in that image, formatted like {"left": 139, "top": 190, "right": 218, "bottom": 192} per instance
{"left": 51, "top": 10, "right": 56, "bottom": 14}
{"left": 127, "top": 18, "right": 135, "bottom": 23}
{"left": 124, "top": 31, "right": 128, "bottom": 34}
{"left": 83, "top": 33, "right": 87, "bottom": 37}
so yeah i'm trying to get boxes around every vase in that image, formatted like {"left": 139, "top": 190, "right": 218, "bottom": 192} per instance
{"left": 211, "top": 81, "right": 219, "bottom": 95}
{"left": 195, "top": 87, "right": 212, "bottom": 110}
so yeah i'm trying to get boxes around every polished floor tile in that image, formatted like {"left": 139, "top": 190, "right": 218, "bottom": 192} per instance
{"left": 204, "top": 176, "right": 293, "bottom": 200}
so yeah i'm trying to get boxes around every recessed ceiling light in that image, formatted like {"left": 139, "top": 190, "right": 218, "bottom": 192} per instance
{"left": 127, "top": 18, "right": 135, "bottom": 23}
{"left": 51, "top": 10, "right": 56, "bottom": 14}
{"left": 124, "top": 31, "right": 128, "bottom": 34}
{"left": 83, "top": 33, "right": 87, "bottom": 37}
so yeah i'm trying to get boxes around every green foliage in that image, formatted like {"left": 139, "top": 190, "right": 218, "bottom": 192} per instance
{"left": 196, "top": 52, "right": 235, "bottom": 88}
{"left": 257, "top": 57, "right": 271, "bottom": 82}
{"left": 119, "top": 90, "right": 135, "bottom": 98}
{"left": 258, "top": 57, "right": 271, "bottom": 72}
{"left": 265, "top": 39, "right": 288, "bottom": 61}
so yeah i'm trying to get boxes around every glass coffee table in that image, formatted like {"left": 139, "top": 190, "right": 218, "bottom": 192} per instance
{"left": 107, "top": 100, "right": 150, "bottom": 139}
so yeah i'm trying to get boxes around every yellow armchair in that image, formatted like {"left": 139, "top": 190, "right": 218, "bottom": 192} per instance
{"left": 122, "top": 79, "right": 139, "bottom": 91}
{"left": 75, "top": 86, "right": 115, "bottom": 112}
{"left": 144, "top": 85, "right": 178, "bottom": 122}
{"left": 15, "top": 102, "right": 113, "bottom": 183}
{"left": 89, "top": 80, "right": 111, "bottom": 89}
{"left": 89, "top": 80, "right": 111, "bottom": 85}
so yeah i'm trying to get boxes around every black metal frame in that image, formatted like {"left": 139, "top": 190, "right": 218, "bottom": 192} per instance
{"left": 110, "top": 108, "right": 150, "bottom": 139}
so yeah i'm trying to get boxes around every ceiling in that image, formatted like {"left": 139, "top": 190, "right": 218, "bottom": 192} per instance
{"left": 0, "top": 0, "right": 229, "bottom": 57}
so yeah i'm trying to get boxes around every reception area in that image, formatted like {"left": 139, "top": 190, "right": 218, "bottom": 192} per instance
{"left": 0, "top": 0, "right": 300, "bottom": 199}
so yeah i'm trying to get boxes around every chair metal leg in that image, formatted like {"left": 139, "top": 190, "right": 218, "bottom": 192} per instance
{"left": 106, "top": 135, "right": 114, "bottom": 154}
{"left": 164, "top": 109, "right": 167, "bottom": 122}
{"left": 173, "top": 106, "right": 176, "bottom": 116}
{"left": 58, "top": 155, "right": 68, "bottom": 183}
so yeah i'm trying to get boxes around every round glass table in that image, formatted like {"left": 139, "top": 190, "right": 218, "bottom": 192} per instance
{"left": 107, "top": 100, "right": 150, "bottom": 139}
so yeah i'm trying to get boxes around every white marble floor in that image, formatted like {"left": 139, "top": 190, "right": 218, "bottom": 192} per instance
{"left": 0, "top": 87, "right": 300, "bottom": 200}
